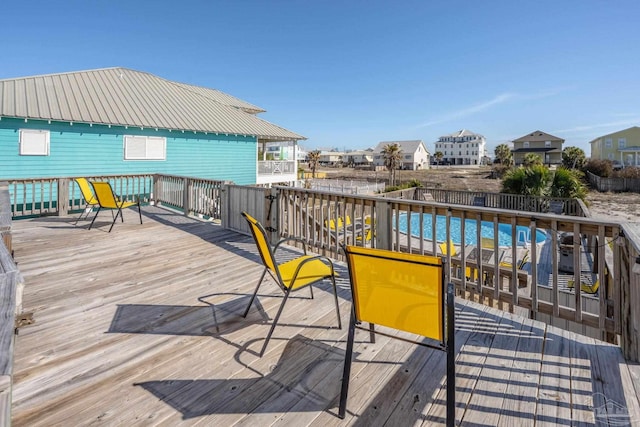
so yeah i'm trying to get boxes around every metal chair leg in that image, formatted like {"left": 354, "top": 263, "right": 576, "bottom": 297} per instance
{"left": 331, "top": 276, "right": 341, "bottom": 329}
{"left": 88, "top": 207, "right": 102, "bottom": 230}
{"left": 338, "top": 307, "right": 357, "bottom": 419}
{"left": 243, "top": 269, "right": 267, "bottom": 318}
{"left": 259, "top": 289, "right": 291, "bottom": 356}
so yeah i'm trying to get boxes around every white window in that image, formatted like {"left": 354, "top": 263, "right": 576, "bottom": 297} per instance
{"left": 523, "top": 141, "right": 529, "bottom": 148}
{"left": 545, "top": 140, "right": 551, "bottom": 147}
{"left": 19, "top": 129, "right": 50, "bottom": 155}
{"left": 619, "top": 138, "right": 626, "bottom": 149}
{"left": 605, "top": 138, "right": 612, "bottom": 148}
{"left": 124, "top": 135, "right": 166, "bottom": 160}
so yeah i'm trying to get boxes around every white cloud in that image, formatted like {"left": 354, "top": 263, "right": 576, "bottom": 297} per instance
{"left": 417, "top": 93, "right": 515, "bottom": 128}
{"left": 554, "top": 118, "right": 640, "bottom": 134}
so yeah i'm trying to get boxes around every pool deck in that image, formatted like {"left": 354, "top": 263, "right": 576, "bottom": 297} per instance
{"left": 9, "top": 206, "right": 640, "bottom": 426}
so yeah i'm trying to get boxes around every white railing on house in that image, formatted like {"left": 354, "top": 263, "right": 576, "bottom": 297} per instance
{"left": 257, "top": 161, "right": 296, "bottom": 175}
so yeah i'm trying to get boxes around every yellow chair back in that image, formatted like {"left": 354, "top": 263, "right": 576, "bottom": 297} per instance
{"left": 75, "top": 178, "right": 98, "bottom": 205}
{"left": 344, "top": 246, "right": 444, "bottom": 341}
{"left": 242, "top": 212, "right": 277, "bottom": 273}
{"left": 90, "top": 181, "right": 122, "bottom": 209}
{"left": 439, "top": 240, "right": 457, "bottom": 257}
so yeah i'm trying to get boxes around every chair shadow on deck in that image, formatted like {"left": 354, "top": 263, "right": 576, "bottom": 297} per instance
{"left": 134, "top": 335, "right": 347, "bottom": 419}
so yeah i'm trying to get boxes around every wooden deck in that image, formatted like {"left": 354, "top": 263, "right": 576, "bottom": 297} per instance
{"left": 9, "top": 206, "right": 640, "bottom": 426}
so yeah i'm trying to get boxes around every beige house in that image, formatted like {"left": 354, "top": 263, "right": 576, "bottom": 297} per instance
{"left": 589, "top": 126, "right": 640, "bottom": 167}
{"left": 512, "top": 130, "right": 564, "bottom": 166}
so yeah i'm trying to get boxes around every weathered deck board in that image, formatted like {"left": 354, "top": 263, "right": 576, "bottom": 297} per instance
{"left": 8, "top": 206, "right": 640, "bottom": 426}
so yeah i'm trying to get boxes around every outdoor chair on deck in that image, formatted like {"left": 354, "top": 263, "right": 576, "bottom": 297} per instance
{"left": 73, "top": 178, "right": 100, "bottom": 225}
{"left": 88, "top": 181, "right": 142, "bottom": 232}
{"left": 339, "top": 246, "right": 455, "bottom": 426}
{"left": 241, "top": 211, "right": 341, "bottom": 356}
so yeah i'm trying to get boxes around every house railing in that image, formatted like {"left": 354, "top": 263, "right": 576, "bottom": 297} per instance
{"left": 153, "top": 174, "right": 227, "bottom": 220}
{"left": 257, "top": 160, "right": 296, "bottom": 175}
{"left": 5, "top": 174, "right": 154, "bottom": 218}
{"left": 414, "top": 187, "right": 589, "bottom": 217}
{"left": 273, "top": 186, "right": 640, "bottom": 360}
{"left": 0, "top": 182, "right": 23, "bottom": 426}
{"left": 5, "top": 174, "right": 226, "bottom": 221}
{"left": 4, "top": 176, "right": 640, "bottom": 362}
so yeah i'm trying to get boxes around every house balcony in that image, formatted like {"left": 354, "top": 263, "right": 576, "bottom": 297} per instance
{"left": 257, "top": 160, "right": 297, "bottom": 185}
{"left": 2, "top": 176, "right": 640, "bottom": 425}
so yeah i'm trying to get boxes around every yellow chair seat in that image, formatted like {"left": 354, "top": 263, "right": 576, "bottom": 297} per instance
{"left": 567, "top": 279, "right": 599, "bottom": 294}
{"left": 278, "top": 255, "right": 335, "bottom": 290}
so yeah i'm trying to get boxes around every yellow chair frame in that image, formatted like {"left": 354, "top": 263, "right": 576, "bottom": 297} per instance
{"left": 241, "top": 212, "right": 341, "bottom": 356}
{"left": 339, "top": 246, "right": 455, "bottom": 426}
{"left": 74, "top": 178, "right": 100, "bottom": 225}
{"left": 88, "top": 181, "right": 142, "bottom": 232}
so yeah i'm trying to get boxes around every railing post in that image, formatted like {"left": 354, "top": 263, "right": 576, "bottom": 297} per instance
{"left": 57, "top": 178, "right": 69, "bottom": 217}
{"left": 621, "top": 228, "right": 640, "bottom": 362}
{"left": 152, "top": 174, "right": 161, "bottom": 206}
{"left": 374, "top": 200, "right": 392, "bottom": 250}
{"left": 182, "top": 178, "right": 191, "bottom": 217}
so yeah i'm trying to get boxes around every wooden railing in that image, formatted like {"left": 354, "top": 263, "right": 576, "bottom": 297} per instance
{"left": 6, "top": 175, "right": 154, "bottom": 218}
{"left": 413, "top": 187, "right": 588, "bottom": 217}
{"left": 274, "top": 186, "right": 635, "bottom": 357}
{"left": 0, "top": 182, "right": 22, "bottom": 425}
{"left": 5, "top": 174, "right": 225, "bottom": 221}
{"left": 153, "top": 174, "right": 226, "bottom": 220}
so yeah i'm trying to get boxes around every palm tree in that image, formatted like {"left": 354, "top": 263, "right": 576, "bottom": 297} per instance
{"left": 382, "top": 143, "right": 403, "bottom": 186}
{"left": 562, "top": 146, "right": 587, "bottom": 169}
{"left": 307, "top": 150, "right": 321, "bottom": 178}
{"left": 494, "top": 144, "right": 513, "bottom": 166}
{"left": 501, "top": 165, "right": 552, "bottom": 196}
{"left": 523, "top": 153, "right": 543, "bottom": 167}
{"left": 434, "top": 151, "right": 444, "bottom": 167}
{"left": 550, "top": 167, "right": 587, "bottom": 200}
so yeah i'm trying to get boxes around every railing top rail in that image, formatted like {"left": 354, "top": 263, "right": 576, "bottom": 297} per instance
{"left": 155, "top": 173, "right": 229, "bottom": 183}
{"left": 4, "top": 173, "right": 155, "bottom": 182}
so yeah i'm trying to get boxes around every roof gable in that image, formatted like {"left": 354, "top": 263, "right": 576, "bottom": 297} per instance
{"left": 374, "top": 140, "right": 427, "bottom": 154}
{"left": 0, "top": 67, "right": 303, "bottom": 141}
{"left": 513, "top": 130, "right": 564, "bottom": 143}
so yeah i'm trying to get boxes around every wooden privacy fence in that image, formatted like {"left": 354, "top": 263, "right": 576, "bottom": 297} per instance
{"left": 587, "top": 171, "right": 640, "bottom": 193}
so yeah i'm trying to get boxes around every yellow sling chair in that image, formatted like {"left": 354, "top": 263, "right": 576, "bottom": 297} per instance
{"left": 339, "top": 246, "right": 456, "bottom": 426}
{"left": 73, "top": 178, "right": 100, "bottom": 225}
{"left": 88, "top": 181, "right": 142, "bottom": 232}
{"left": 241, "top": 212, "right": 341, "bottom": 356}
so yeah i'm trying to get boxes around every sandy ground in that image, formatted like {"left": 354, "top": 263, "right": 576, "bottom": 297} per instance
{"left": 311, "top": 165, "right": 640, "bottom": 223}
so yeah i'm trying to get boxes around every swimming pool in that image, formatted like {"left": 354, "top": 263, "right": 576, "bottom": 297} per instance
{"left": 396, "top": 212, "right": 547, "bottom": 247}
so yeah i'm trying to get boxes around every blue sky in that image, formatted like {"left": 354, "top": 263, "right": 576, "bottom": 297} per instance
{"left": 2, "top": 1, "right": 639, "bottom": 155}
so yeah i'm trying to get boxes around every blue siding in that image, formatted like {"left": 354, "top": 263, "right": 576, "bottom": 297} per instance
{"left": 0, "top": 118, "right": 257, "bottom": 184}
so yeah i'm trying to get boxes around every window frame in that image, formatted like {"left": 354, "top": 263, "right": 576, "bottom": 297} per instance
{"left": 123, "top": 135, "right": 167, "bottom": 160}
{"left": 19, "top": 129, "right": 50, "bottom": 156}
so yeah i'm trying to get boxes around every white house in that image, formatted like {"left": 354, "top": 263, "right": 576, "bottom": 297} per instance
{"left": 433, "top": 129, "right": 486, "bottom": 165}
{"left": 372, "top": 140, "right": 430, "bottom": 170}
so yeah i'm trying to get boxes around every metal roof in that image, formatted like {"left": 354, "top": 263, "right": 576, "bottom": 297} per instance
{"left": 0, "top": 67, "right": 304, "bottom": 141}
{"left": 512, "top": 130, "right": 563, "bottom": 143}
{"left": 373, "top": 140, "right": 427, "bottom": 154}
{"left": 442, "top": 129, "right": 484, "bottom": 138}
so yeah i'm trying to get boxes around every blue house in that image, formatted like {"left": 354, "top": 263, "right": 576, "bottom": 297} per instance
{"left": 0, "top": 68, "right": 305, "bottom": 185}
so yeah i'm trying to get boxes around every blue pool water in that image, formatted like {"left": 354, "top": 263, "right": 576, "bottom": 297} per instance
{"left": 397, "top": 213, "right": 547, "bottom": 247}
